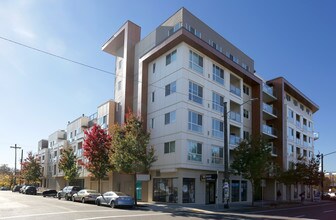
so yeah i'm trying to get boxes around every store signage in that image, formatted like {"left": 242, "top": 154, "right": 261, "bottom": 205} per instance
{"left": 200, "top": 174, "right": 218, "bottom": 181}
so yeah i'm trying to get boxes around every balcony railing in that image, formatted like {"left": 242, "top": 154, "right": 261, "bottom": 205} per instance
{"left": 230, "top": 111, "right": 241, "bottom": 123}
{"left": 296, "top": 138, "right": 301, "bottom": 145}
{"left": 262, "top": 124, "right": 277, "bottom": 136}
{"left": 230, "top": 135, "right": 241, "bottom": 145}
{"left": 263, "top": 83, "right": 275, "bottom": 97}
{"left": 263, "top": 103, "right": 277, "bottom": 116}
{"left": 230, "top": 84, "right": 241, "bottom": 97}
{"left": 296, "top": 121, "right": 301, "bottom": 128}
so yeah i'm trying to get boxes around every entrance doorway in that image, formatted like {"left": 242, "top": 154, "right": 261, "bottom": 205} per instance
{"left": 206, "top": 181, "right": 216, "bottom": 204}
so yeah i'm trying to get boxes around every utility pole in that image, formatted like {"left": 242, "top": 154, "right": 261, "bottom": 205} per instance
{"left": 20, "top": 149, "right": 23, "bottom": 185}
{"left": 10, "top": 144, "right": 21, "bottom": 186}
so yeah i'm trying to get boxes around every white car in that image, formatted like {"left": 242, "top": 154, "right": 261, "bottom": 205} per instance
{"left": 72, "top": 189, "right": 101, "bottom": 203}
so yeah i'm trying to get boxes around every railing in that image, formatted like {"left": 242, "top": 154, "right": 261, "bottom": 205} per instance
{"left": 230, "top": 111, "right": 241, "bottom": 123}
{"left": 230, "top": 84, "right": 241, "bottom": 97}
{"left": 262, "top": 124, "right": 277, "bottom": 136}
{"left": 296, "top": 138, "right": 301, "bottom": 145}
{"left": 296, "top": 121, "right": 301, "bottom": 128}
{"left": 263, "top": 103, "right": 277, "bottom": 116}
{"left": 230, "top": 135, "right": 241, "bottom": 145}
{"left": 303, "top": 141, "right": 309, "bottom": 147}
{"left": 211, "top": 157, "right": 223, "bottom": 165}
{"left": 263, "top": 83, "right": 276, "bottom": 97}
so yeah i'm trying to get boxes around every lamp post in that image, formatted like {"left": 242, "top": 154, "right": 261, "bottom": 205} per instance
{"left": 10, "top": 144, "right": 21, "bottom": 186}
{"left": 223, "top": 98, "right": 258, "bottom": 209}
{"left": 317, "top": 150, "right": 336, "bottom": 198}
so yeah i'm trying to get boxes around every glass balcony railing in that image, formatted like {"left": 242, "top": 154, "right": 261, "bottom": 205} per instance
{"left": 296, "top": 138, "right": 301, "bottom": 145}
{"left": 262, "top": 124, "right": 277, "bottom": 136}
{"left": 230, "top": 111, "right": 241, "bottom": 123}
{"left": 296, "top": 121, "right": 301, "bottom": 128}
{"left": 263, "top": 103, "right": 277, "bottom": 116}
{"left": 263, "top": 83, "right": 275, "bottom": 97}
{"left": 230, "top": 84, "right": 241, "bottom": 97}
{"left": 230, "top": 135, "right": 241, "bottom": 145}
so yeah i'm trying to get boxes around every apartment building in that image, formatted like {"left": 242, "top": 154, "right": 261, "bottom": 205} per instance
{"left": 102, "top": 8, "right": 319, "bottom": 204}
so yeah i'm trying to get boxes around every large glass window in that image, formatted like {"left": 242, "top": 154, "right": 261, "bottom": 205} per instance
{"left": 212, "top": 64, "right": 224, "bottom": 85}
{"left": 212, "top": 92, "right": 224, "bottom": 113}
{"left": 287, "top": 127, "right": 294, "bottom": 140}
{"left": 241, "top": 181, "right": 247, "bottom": 201}
{"left": 166, "top": 50, "right": 177, "bottom": 65}
{"left": 164, "top": 141, "right": 176, "bottom": 154}
{"left": 212, "top": 118, "right": 223, "bottom": 139}
{"left": 187, "top": 140, "right": 202, "bottom": 162}
{"left": 189, "top": 50, "right": 203, "bottom": 74}
{"left": 153, "top": 178, "right": 178, "bottom": 203}
{"left": 189, "top": 81, "right": 203, "bottom": 104}
{"left": 231, "top": 180, "right": 240, "bottom": 202}
{"left": 165, "top": 111, "right": 176, "bottom": 125}
{"left": 211, "top": 145, "right": 223, "bottom": 164}
{"left": 182, "top": 178, "right": 195, "bottom": 203}
{"left": 188, "top": 111, "right": 202, "bottom": 133}
{"left": 165, "top": 81, "right": 176, "bottom": 96}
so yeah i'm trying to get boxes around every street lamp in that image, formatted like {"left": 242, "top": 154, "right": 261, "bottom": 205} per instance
{"left": 10, "top": 144, "right": 21, "bottom": 186}
{"left": 317, "top": 150, "right": 336, "bottom": 198}
{"left": 223, "top": 98, "right": 258, "bottom": 209}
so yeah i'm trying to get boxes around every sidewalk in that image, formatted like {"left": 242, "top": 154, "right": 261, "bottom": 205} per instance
{"left": 136, "top": 200, "right": 332, "bottom": 214}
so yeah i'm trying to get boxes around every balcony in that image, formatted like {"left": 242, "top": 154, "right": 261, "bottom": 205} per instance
{"left": 262, "top": 124, "right": 277, "bottom": 138}
{"left": 230, "top": 84, "right": 241, "bottom": 97}
{"left": 229, "top": 135, "right": 241, "bottom": 149}
{"left": 263, "top": 103, "right": 277, "bottom": 119}
{"left": 230, "top": 111, "right": 241, "bottom": 123}
{"left": 263, "top": 83, "right": 277, "bottom": 102}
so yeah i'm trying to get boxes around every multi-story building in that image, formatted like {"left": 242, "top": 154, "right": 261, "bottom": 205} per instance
{"left": 102, "top": 7, "right": 319, "bottom": 204}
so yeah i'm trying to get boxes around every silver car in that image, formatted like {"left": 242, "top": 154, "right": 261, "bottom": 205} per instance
{"left": 72, "top": 189, "right": 101, "bottom": 203}
{"left": 96, "top": 191, "right": 134, "bottom": 208}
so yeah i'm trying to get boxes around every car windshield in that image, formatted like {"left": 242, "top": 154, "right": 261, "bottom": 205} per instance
{"left": 115, "top": 192, "right": 128, "bottom": 196}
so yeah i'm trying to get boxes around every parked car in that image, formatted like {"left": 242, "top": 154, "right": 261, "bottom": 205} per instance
{"left": 12, "top": 185, "right": 22, "bottom": 192}
{"left": 25, "top": 186, "right": 37, "bottom": 195}
{"left": 42, "top": 189, "right": 58, "bottom": 197}
{"left": 1, "top": 186, "right": 10, "bottom": 190}
{"left": 96, "top": 191, "right": 134, "bottom": 208}
{"left": 20, "top": 185, "right": 30, "bottom": 194}
{"left": 72, "top": 189, "right": 101, "bottom": 203}
{"left": 57, "top": 186, "right": 82, "bottom": 201}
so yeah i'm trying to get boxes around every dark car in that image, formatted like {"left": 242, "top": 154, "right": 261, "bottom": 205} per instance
{"left": 96, "top": 191, "right": 134, "bottom": 208}
{"left": 20, "top": 185, "right": 31, "bottom": 194}
{"left": 57, "top": 186, "right": 82, "bottom": 201}
{"left": 12, "top": 185, "right": 22, "bottom": 192}
{"left": 1, "top": 186, "right": 10, "bottom": 190}
{"left": 25, "top": 186, "right": 37, "bottom": 195}
{"left": 42, "top": 189, "right": 58, "bottom": 197}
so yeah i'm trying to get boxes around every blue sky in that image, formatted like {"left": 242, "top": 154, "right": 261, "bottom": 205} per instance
{"left": 1, "top": 0, "right": 335, "bottom": 172}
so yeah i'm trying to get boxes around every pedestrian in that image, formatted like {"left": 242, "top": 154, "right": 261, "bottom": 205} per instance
{"left": 299, "top": 191, "right": 305, "bottom": 204}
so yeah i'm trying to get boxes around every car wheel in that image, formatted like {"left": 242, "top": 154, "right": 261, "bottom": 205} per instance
{"left": 110, "top": 201, "right": 115, "bottom": 208}
{"left": 43, "top": 195, "right": 46, "bottom": 197}
{"left": 58, "top": 194, "right": 61, "bottom": 200}
{"left": 96, "top": 200, "right": 101, "bottom": 206}
{"left": 72, "top": 196, "right": 76, "bottom": 202}
{"left": 82, "top": 198, "right": 85, "bottom": 203}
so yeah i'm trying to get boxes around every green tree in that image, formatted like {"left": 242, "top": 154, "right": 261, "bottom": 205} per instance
{"left": 82, "top": 124, "right": 112, "bottom": 193}
{"left": 230, "top": 136, "right": 272, "bottom": 206}
{"left": 0, "top": 164, "right": 13, "bottom": 188}
{"left": 21, "top": 152, "right": 42, "bottom": 185}
{"left": 58, "top": 146, "right": 78, "bottom": 186}
{"left": 111, "top": 112, "right": 156, "bottom": 205}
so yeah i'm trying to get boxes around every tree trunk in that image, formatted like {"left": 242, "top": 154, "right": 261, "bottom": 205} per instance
{"left": 134, "top": 173, "right": 137, "bottom": 206}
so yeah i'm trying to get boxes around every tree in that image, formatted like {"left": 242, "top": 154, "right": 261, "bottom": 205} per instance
{"left": 58, "top": 146, "right": 78, "bottom": 186}
{"left": 82, "top": 124, "right": 113, "bottom": 193}
{"left": 230, "top": 136, "right": 272, "bottom": 206}
{"left": 21, "top": 152, "right": 42, "bottom": 185}
{"left": 111, "top": 112, "right": 156, "bottom": 205}
{"left": 0, "top": 164, "right": 13, "bottom": 188}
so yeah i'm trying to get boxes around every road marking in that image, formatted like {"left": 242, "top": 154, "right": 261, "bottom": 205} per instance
{"left": 294, "top": 215, "right": 306, "bottom": 218}
{"left": 323, "top": 210, "right": 334, "bottom": 213}
{"left": 76, "top": 213, "right": 171, "bottom": 220}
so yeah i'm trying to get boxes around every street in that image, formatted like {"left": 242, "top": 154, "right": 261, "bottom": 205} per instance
{"left": 1, "top": 191, "right": 336, "bottom": 220}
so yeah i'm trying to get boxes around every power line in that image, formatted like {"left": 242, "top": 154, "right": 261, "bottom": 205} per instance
{"left": 0, "top": 35, "right": 115, "bottom": 76}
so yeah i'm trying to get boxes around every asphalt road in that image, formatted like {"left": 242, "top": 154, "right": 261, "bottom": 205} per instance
{"left": 1, "top": 191, "right": 335, "bottom": 220}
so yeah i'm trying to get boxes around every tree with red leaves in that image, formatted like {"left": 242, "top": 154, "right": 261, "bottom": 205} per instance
{"left": 83, "top": 124, "right": 112, "bottom": 193}
{"left": 21, "top": 152, "right": 42, "bottom": 185}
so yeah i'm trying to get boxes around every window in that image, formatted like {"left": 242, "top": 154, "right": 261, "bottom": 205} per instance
{"left": 243, "top": 131, "right": 250, "bottom": 140}
{"left": 241, "top": 181, "right": 248, "bottom": 201}
{"left": 54, "top": 151, "right": 57, "bottom": 157}
{"left": 231, "top": 180, "right": 240, "bottom": 202}
{"left": 211, "top": 145, "right": 223, "bottom": 164}
{"left": 164, "top": 141, "right": 175, "bottom": 154}
{"left": 166, "top": 50, "right": 177, "bottom": 65}
{"left": 212, "top": 64, "right": 224, "bottom": 85}
{"left": 53, "top": 164, "right": 57, "bottom": 175}
{"left": 164, "top": 111, "right": 176, "bottom": 125}
{"left": 243, "top": 109, "right": 249, "bottom": 119}
{"left": 152, "top": 63, "right": 156, "bottom": 73}
{"left": 153, "top": 178, "right": 178, "bottom": 203}
{"left": 212, "top": 92, "right": 224, "bottom": 113}
{"left": 288, "top": 144, "right": 294, "bottom": 156}
{"left": 189, "top": 50, "right": 203, "bottom": 74}
{"left": 151, "top": 118, "right": 154, "bottom": 129}
{"left": 189, "top": 81, "right": 203, "bottom": 104}
{"left": 287, "top": 108, "right": 294, "bottom": 122}
{"left": 293, "top": 99, "right": 298, "bottom": 106}
{"left": 183, "top": 178, "right": 196, "bottom": 203}
{"left": 242, "top": 63, "right": 249, "bottom": 72}
{"left": 188, "top": 111, "right": 202, "bottom": 133}
{"left": 306, "top": 108, "right": 310, "bottom": 115}
{"left": 151, "top": 91, "right": 155, "bottom": 102}
{"left": 168, "top": 22, "right": 182, "bottom": 36}
{"left": 165, "top": 81, "right": 176, "bottom": 96}
{"left": 212, "top": 118, "right": 223, "bottom": 138}
{"left": 186, "top": 24, "right": 201, "bottom": 38}
{"left": 300, "top": 104, "right": 304, "bottom": 111}
{"left": 288, "top": 127, "right": 294, "bottom": 140}
{"left": 187, "top": 140, "right": 202, "bottom": 162}
{"left": 243, "top": 85, "right": 250, "bottom": 95}
{"left": 286, "top": 94, "right": 291, "bottom": 101}
{"left": 233, "top": 56, "right": 239, "bottom": 64}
